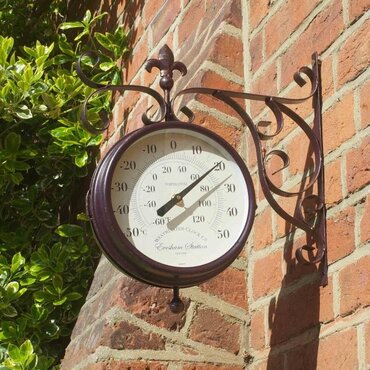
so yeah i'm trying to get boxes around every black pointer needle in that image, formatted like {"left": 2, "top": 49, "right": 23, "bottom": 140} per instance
{"left": 157, "top": 161, "right": 221, "bottom": 217}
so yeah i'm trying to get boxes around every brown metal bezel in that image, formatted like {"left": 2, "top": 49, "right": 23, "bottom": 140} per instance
{"left": 88, "top": 121, "right": 256, "bottom": 288}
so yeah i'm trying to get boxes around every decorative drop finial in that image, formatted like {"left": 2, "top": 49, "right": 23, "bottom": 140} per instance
{"left": 169, "top": 287, "right": 184, "bottom": 313}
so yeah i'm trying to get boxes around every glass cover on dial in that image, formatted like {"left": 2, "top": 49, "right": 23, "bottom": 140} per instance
{"left": 110, "top": 127, "right": 250, "bottom": 268}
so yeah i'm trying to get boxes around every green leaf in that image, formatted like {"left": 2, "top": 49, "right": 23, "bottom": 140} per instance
{"left": 87, "top": 134, "right": 103, "bottom": 147}
{"left": 50, "top": 127, "right": 78, "bottom": 143}
{"left": 11, "top": 252, "right": 25, "bottom": 274}
{"left": 59, "top": 21, "right": 83, "bottom": 30}
{"left": 2, "top": 305, "right": 17, "bottom": 318}
{"left": 55, "top": 224, "right": 83, "bottom": 238}
{"left": 10, "top": 160, "right": 31, "bottom": 171}
{"left": 31, "top": 304, "right": 48, "bottom": 321}
{"left": 5, "top": 281, "right": 19, "bottom": 295}
{"left": 74, "top": 29, "right": 89, "bottom": 41}
{"left": 14, "top": 105, "right": 33, "bottom": 119}
{"left": 43, "top": 321, "right": 59, "bottom": 337}
{"left": 4, "top": 132, "right": 21, "bottom": 153}
{"left": 53, "top": 296, "right": 67, "bottom": 306}
{"left": 74, "top": 151, "right": 88, "bottom": 167}
{"left": 36, "top": 210, "right": 52, "bottom": 221}
{"left": 12, "top": 198, "right": 32, "bottom": 214}
{"left": 52, "top": 275, "right": 63, "bottom": 292}
{"left": 66, "top": 292, "right": 82, "bottom": 301}
{"left": 7, "top": 343, "right": 21, "bottom": 362}
{"left": 77, "top": 213, "right": 89, "bottom": 221}
{"left": 9, "top": 172, "right": 23, "bottom": 184}
{"left": 57, "top": 35, "right": 75, "bottom": 57}
{"left": 95, "top": 32, "right": 111, "bottom": 50}
{"left": 19, "top": 339, "right": 33, "bottom": 358}
{"left": 83, "top": 10, "right": 92, "bottom": 24}
{"left": 100, "top": 61, "right": 116, "bottom": 71}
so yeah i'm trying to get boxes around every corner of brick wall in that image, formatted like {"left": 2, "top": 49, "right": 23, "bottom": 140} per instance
{"left": 62, "top": 1, "right": 250, "bottom": 369}
{"left": 62, "top": 0, "right": 370, "bottom": 369}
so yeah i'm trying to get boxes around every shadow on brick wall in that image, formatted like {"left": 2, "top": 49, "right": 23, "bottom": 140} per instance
{"left": 267, "top": 153, "right": 321, "bottom": 369}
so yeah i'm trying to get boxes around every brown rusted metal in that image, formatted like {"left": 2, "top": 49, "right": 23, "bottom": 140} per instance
{"left": 78, "top": 45, "right": 327, "bottom": 287}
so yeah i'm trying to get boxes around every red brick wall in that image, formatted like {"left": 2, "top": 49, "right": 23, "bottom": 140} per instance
{"left": 62, "top": 1, "right": 370, "bottom": 369}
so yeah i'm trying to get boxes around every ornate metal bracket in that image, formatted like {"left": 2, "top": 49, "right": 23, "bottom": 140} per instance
{"left": 77, "top": 45, "right": 327, "bottom": 287}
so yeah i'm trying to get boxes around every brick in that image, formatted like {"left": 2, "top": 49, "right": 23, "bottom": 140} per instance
{"left": 286, "top": 340, "right": 320, "bottom": 370}
{"left": 252, "top": 249, "right": 283, "bottom": 299}
{"left": 250, "top": 309, "right": 265, "bottom": 350}
{"left": 208, "top": 34, "right": 244, "bottom": 78}
{"left": 321, "top": 54, "right": 334, "bottom": 100}
{"left": 177, "top": 31, "right": 209, "bottom": 81}
{"left": 249, "top": 0, "right": 271, "bottom": 31}
{"left": 253, "top": 207, "right": 273, "bottom": 250}
{"left": 322, "top": 92, "right": 355, "bottom": 154}
{"left": 327, "top": 207, "right": 355, "bottom": 263}
{"left": 125, "top": 34, "right": 149, "bottom": 83}
{"left": 346, "top": 136, "right": 370, "bottom": 193}
{"left": 178, "top": 0, "right": 205, "bottom": 44}
{"left": 253, "top": 354, "right": 284, "bottom": 370}
{"left": 286, "top": 131, "right": 313, "bottom": 177}
{"left": 204, "top": 0, "right": 242, "bottom": 34}
{"left": 284, "top": 235, "right": 320, "bottom": 285}
{"left": 317, "top": 328, "right": 358, "bottom": 370}
{"left": 85, "top": 258, "right": 121, "bottom": 301}
{"left": 247, "top": 133, "right": 258, "bottom": 169}
{"left": 360, "top": 79, "right": 370, "bottom": 129}
{"left": 65, "top": 319, "right": 166, "bottom": 366}
{"left": 182, "top": 365, "right": 243, "bottom": 370}
{"left": 338, "top": 19, "right": 370, "bottom": 87}
{"left": 325, "top": 158, "right": 343, "bottom": 206}
{"left": 195, "top": 70, "right": 244, "bottom": 120}
{"left": 100, "top": 128, "right": 123, "bottom": 158}
{"left": 268, "top": 280, "right": 333, "bottom": 345}
{"left": 366, "top": 321, "right": 370, "bottom": 365}
{"left": 361, "top": 195, "right": 370, "bottom": 244}
{"left": 128, "top": 17, "right": 144, "bottom": 48}
{"left": 189, "top": 308, "right": 241, "bottom": 354}
{"left": 275, "top": 192, "right": 301, "bottom": 239}
{"left": 112, "top": 96, "right": 128, "bottom": 130}
{"left": 250, "top": 31, "right": 263, "bottom": 73}
{"left": 124, "top": 97, "right": 148, "bottom": 133}
{"left": 62, "top": 320, "right": 106, "bottom": 369}
{"left": 151, "top": 0, "right": 181, "bottom": 45}
{"left": 281, "top": 1, "right": 344, "bottom": 89}
{"left": 199, "top": 267, "right": 247, "bottom": 309}
{"left": 142, "top": 0, "right": 165, "bottom": 29}
{"left": 82, "top": 361, "right": 168, "bottom": 370}
{"left": 265, "top": 150, "right": 284, "bottom": 190}
{"left": 339, "top": 255, "right": 370, "bottom": 315}
{"left": 101, "top": 321, "right": 165, "bottom": 350}
{"left": 92, "top": 276, "right": 189, "bottom": 331}
{"left": 265, "top": 0, "right": 320, "bottom": 58}
{"left": 349, "top": 0, "right": 370, "bottom": 23}
{"left": 251, "top": 62, "right": 278, "bottom": 117}
{"left": 191, "top": 110, "right": 243, "bottom": 149}
{"left": 118, "top": 76, "right": 142, "bottom": 115}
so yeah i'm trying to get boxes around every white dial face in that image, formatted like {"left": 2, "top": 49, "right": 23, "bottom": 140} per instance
{"left": 110, "top": 127, "right": 250, "bottom": 268}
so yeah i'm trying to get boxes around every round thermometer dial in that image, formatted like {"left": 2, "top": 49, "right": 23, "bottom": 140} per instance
{"left": 89, "top": 122, "right": 255, "bottom": 288}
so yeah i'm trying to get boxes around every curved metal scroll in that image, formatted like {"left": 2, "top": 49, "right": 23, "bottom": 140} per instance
{"left": 77, "top": 53, "right": 169, "bottom": 133}
{"left": 174, "top": 53, "right": 327, "bottom": 285}
{"left": 77, "top": 45, "right": 327, "bottom": 286}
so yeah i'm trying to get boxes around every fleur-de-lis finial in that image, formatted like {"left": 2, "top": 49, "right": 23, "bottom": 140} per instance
{"left": 145, "top": 44, "right": 187, "bottom": 97}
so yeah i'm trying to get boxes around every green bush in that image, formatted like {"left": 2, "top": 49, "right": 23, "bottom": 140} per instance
{"left": 0, "top": 6, "right": 129, "bottom": 369}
